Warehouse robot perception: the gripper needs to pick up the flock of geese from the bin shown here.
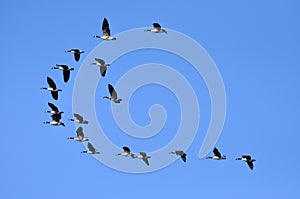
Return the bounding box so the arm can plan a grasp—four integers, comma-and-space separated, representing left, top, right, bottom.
41, 18, 256, 170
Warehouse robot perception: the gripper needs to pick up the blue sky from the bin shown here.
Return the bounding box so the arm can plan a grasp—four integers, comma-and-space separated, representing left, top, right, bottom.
1, 0, 300, 198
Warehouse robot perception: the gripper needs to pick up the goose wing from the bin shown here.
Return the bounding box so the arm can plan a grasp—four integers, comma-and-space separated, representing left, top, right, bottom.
47, 77, 56, 90
213, 148, 222, 158
108, 84, 117, 99
63, 70, 71, 82
140, 153, 149, 166
74, 53, 80, 62
51, 91, 58, 100
95, 58, 105, 66
51, 113, 62, 122
76, 126, 84, 138
102, 18, 111, 36
87, 142, 96, 153
181, 153, 187, 162
153, 23, 161, 30
242, 155, 251, 161
100, 66, 107, 77
247, 161, 254, 170
74, 113, 84, 123
123, 146, 130, 153
48, 102, 58, 112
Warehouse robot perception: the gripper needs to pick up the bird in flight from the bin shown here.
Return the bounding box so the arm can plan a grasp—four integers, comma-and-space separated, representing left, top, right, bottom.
67, 126, 89, 142
236, 155, 256, 170
206, 147, 226, 160
44, 112, 65, 127
116, 146, 136, 158
65, 48, 84, 62
40, 77, 62, 100
103, 84, 122, 103
68, 113, 89, 124
94, 18, 116, 40
144, 23, 167, 33
81, 142, 100, 154
51, 64, 74, 83
169, 150, 187, 162
137, 152, 151, 166
91, 58, 110, 77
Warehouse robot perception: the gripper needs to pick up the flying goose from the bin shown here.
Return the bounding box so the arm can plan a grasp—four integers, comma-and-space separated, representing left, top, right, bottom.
81, 142, 100, 154
206, 147, 226, 160
91, 58, 110, 77
67, 126, 89, 142
46, 102, 64, 115
236, 155, 256, 170
116, 146, 135, 158
103, 84, 122, 103
65, 49, 84, 62
40, 77, 62, 100
169, 150, 187, 162
44, 112, 65, 127
93, 18, 116, 40
51, 64, 74, 83
144, 23, 167, 33
68, 113, 89, 124
137, 152, 151, 166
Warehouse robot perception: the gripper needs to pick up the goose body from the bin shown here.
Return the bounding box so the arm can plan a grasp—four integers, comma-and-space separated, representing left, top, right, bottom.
68, 126, 89, 142
236, 155, 256, 170
206, 147, 226, 160
103, 84, 122, 103
93, 18, 116, 40
65, 49, 84, 62
91, 58, 110, 77
144, 23, 167, 33
81, 142, 99, 154
52, 64, 74, 82
68, 113, 88, 124
169, 150, 187, 162
40, 77, 62, 100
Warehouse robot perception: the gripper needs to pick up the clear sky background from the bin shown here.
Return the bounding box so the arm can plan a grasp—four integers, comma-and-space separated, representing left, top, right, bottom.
1, 0, 300, 198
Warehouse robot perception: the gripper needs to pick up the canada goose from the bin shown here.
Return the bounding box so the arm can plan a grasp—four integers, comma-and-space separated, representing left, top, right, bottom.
44, 112, 65, 127
93, 18, 116, 40
116, 146, 135, 158
103, 84, 122, 103
206, 147, 226, 160
169, 150, 187, 162
137, 152, 151, 166
144, 23, 167, 33
51, 64, 74, 83
65, 49, 84, 62
236, 155, 256, 170
46, 102, 64, 115
68, 113, 88, 124
91, 58, 110, 77
40, 77, 62, 100
67, 126, 89, 142
81, 142, 100, 154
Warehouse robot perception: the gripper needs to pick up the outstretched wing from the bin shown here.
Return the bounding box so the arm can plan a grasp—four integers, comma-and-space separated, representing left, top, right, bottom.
51, 91, 58, 100
242, 155, 251, 161
76, 126, 84, 138
247, 161, 254, 170
100, 66, 107, 77
213, 148, 222, 158
108, 84, 117, 99
102, 18, 111, 36
123, 146, 130, 153
47, 77, 56, 90
95, 58, 105, 65
63, 70, 71, 83
153, 23, 161, 29
74, 53, 80, 62
87, 142, 96, 153
74, 113, 84, 123
48, 102, 58, 112
181, 153, 187, 162
51, 113, 62, 121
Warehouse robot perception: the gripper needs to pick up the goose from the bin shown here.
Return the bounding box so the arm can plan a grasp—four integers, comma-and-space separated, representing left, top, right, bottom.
93, 18, 116, 40
206, 147, 226, 160
45, 102, 64, 115
137, 152, 151, 166
103, 84, 122, 103
236, 155, 256, 170
68, 113, 88, 124
91, 58, 110, 77
67, 126, 89, 142
40, 77, 62, 100
81, 142, 100, 154
144, 23, 167, 33
44, 112, 65, 127
116, 146, 135, 158
169, 150, 187, 162
51, 64, 74, 83
65, 49, 84, 62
